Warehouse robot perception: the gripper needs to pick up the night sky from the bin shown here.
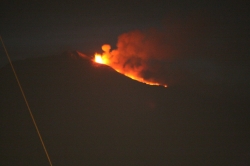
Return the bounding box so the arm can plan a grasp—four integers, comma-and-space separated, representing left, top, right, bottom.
1, 0, 250, 165
1, 1, 248, 62
1, 1, 249, 85
1, 1, 169, 64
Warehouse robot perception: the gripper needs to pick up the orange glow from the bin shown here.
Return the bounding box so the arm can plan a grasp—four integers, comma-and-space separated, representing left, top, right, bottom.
93, 44, 167, 88
94, 54, 104, 64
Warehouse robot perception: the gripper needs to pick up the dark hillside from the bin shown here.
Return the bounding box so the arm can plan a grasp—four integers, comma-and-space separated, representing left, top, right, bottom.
1, 52, 249, 165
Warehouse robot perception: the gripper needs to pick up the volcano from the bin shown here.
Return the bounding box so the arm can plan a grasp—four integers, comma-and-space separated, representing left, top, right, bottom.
1, 51, 249, 165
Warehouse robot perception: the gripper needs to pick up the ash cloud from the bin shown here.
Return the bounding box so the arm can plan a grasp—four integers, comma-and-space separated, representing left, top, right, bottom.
104, 9, 249, 87
107, 29, 176, 85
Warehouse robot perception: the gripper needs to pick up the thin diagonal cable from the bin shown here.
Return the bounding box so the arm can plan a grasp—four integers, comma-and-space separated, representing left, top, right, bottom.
0, 35, 53, 166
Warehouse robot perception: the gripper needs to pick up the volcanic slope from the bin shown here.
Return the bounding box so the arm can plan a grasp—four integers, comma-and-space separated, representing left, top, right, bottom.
1, 51, 249, 166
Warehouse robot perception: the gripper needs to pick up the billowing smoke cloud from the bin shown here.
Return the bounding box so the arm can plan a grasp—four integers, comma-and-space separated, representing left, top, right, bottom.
95, 9, 248, 88
101, 29, 178, 86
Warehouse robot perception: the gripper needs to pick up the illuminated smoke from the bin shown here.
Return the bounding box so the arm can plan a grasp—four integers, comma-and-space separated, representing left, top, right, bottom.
91, 10, 244, 88
95, 29, 176, 87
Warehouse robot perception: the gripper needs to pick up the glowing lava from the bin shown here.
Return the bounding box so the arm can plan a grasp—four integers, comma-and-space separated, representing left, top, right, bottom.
93, 44, 167, 88
94, 54, 104, 64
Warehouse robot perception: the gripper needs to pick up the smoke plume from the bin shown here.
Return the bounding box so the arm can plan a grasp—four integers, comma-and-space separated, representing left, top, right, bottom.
101, 29, 179, 86
95, 9, 247, 87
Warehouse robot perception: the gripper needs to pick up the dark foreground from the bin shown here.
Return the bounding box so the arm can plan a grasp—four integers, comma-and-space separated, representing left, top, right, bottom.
1, 52, 249, 165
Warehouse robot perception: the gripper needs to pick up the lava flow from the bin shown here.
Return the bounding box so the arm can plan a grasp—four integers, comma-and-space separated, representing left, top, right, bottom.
93, 44, 167, 87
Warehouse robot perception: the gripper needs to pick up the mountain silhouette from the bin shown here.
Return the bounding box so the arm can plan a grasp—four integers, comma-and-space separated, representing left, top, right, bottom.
1, 51, 249, 165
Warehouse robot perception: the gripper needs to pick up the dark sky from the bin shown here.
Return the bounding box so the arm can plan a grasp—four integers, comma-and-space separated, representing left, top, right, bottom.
1, 1, 170, 62
1, 1, 248, 62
